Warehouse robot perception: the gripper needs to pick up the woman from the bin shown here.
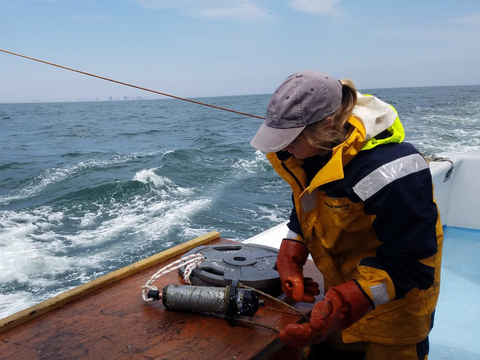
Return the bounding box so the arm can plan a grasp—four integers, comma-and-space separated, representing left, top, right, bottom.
250, 71, 443, 360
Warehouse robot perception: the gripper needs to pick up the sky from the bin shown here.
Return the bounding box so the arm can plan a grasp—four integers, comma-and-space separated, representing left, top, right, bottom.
0, 0, 479, 103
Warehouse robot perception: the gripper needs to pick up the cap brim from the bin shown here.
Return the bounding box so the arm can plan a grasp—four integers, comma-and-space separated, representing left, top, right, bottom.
250, 122, 306, 153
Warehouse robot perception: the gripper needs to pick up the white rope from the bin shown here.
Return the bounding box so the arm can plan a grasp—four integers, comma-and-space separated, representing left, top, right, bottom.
141, 253, 205, 302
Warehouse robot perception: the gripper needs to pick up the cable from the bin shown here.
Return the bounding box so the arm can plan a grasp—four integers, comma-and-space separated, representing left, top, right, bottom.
0, 48, 265, 120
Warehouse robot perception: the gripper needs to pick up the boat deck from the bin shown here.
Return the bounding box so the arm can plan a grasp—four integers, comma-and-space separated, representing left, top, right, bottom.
430, 226, 480, 359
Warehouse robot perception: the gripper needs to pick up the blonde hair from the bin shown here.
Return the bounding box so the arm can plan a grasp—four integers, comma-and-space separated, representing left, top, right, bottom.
296, 79, 357, 149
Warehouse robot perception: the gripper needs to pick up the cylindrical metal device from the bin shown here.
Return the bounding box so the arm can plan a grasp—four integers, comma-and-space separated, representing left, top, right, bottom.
154, 281, 265, 326
162, 284, 229, 314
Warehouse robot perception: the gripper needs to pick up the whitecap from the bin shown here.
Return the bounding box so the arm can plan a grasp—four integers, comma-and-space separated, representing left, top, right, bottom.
133, 169, 193, 196
231, 150, 270, 173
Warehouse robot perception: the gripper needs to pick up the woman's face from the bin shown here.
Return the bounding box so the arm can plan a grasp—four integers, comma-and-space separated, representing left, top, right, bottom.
282, 117, 334, 159
282, 137, 327, 159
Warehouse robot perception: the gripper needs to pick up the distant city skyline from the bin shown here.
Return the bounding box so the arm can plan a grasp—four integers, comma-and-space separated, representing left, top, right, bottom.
0, 92, 159, 104
2, 83, 480, 105
1, 0, 479, 104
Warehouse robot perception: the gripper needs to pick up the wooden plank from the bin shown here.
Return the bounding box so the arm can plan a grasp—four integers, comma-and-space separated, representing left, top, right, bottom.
0, 231, 220, 334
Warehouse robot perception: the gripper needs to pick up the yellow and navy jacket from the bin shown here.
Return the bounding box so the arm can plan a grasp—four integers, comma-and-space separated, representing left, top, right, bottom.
267, 94, 443, 345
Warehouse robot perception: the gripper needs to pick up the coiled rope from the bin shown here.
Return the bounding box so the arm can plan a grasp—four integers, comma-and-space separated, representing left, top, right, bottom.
0, 48, 265, 120
141, 253, 205, 302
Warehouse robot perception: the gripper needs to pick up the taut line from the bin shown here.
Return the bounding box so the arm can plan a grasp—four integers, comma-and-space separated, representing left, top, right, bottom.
0, 48, 265, 120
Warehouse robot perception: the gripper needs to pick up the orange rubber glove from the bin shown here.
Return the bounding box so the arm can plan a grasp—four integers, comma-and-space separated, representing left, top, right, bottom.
279, 281, 374, 348
276, 239, 320, 303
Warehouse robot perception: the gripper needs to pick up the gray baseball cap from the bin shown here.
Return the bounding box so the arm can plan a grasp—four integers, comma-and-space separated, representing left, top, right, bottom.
250, 71, 342, 152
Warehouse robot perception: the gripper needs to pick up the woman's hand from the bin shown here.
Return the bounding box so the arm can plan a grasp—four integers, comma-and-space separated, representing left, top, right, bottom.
276, 239, 320, 303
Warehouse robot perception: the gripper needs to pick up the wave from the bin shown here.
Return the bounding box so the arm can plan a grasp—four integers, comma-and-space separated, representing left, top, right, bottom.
60, 151, 104, 158
231, 150, 271, 174
0, 169, 213, 318
133, 169, 193, 196
0, 154, 153, 206
0, 162, 28, 171
116, 129, 163, 137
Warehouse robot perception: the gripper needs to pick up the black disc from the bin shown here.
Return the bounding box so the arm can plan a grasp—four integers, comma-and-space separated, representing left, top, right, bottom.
178, 243, 280, 291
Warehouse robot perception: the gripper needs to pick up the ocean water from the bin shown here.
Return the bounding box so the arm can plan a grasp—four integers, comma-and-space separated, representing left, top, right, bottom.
1, 85, 480, 319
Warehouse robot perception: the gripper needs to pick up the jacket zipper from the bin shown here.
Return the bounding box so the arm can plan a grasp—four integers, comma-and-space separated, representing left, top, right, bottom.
281, 162, 304, 192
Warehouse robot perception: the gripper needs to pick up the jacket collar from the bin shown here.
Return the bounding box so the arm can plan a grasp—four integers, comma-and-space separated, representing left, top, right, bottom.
308, 116, 366, 191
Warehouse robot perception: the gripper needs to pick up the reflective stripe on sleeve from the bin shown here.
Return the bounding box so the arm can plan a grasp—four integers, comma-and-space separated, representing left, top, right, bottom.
353, 153, 429, 201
